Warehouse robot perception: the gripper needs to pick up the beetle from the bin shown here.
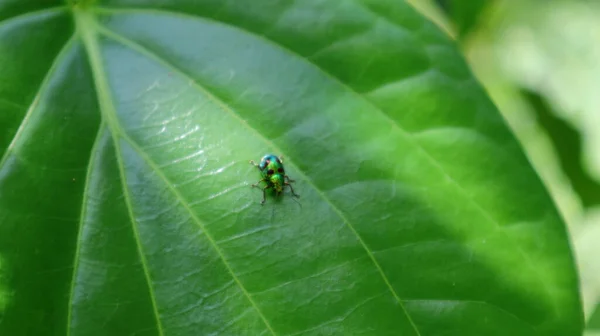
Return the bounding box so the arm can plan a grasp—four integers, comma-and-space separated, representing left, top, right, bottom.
249, 154, 299, 204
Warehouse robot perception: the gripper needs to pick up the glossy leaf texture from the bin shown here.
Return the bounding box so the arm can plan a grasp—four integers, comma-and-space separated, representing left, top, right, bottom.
0, 0, 583, 335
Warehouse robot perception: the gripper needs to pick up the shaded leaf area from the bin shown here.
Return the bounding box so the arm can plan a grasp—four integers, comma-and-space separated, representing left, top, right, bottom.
434, 0, 488, 38
0, 5, 72, 159
0, 9, 99, 334
0, 1, 582, 335
0, 0, 65, 22
521, 89, 600, 208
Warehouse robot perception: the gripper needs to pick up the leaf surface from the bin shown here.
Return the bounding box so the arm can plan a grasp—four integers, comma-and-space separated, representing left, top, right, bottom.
0, 1, 582, 335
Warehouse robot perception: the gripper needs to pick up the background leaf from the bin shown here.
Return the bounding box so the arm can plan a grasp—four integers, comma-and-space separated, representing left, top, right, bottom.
0, 1, 582, 335
520, 89, 600, 208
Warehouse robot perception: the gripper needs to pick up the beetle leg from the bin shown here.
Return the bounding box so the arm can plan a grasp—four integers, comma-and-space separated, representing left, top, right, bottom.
252, 178, 267, 188
284, 175, 295, 183
261, 185, 269, 204
249, 160, 262, 171
251, 180, 268, 204
285, 182, 299, 198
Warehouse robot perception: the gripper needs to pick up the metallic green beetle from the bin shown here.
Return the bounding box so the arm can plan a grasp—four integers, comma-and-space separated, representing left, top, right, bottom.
250, 154, 299, 204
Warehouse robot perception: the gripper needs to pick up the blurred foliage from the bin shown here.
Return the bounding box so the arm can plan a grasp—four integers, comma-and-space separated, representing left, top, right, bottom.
590, 303, 600, 329
409, 0, 600, 332
521, 89, 600, 208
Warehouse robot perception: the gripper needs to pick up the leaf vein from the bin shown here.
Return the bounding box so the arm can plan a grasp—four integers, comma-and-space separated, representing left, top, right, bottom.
66, 123, 106, 336
0, 6, 67, 28
0, 35, 76, 177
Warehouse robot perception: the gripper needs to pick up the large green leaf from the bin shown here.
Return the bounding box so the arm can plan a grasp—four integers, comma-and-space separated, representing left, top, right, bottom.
0, 0, 582, 335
